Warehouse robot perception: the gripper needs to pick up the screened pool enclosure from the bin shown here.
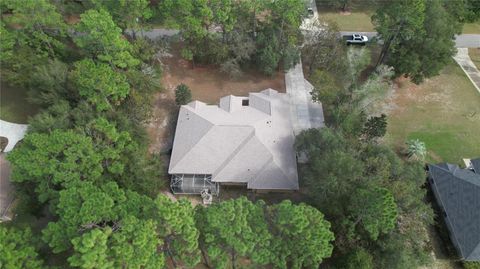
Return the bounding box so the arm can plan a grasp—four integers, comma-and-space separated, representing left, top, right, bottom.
170, 174, 219, 195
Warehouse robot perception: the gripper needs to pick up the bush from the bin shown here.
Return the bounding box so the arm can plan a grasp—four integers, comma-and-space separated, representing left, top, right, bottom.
464, 262, 480, 269
175, 83, 192, 105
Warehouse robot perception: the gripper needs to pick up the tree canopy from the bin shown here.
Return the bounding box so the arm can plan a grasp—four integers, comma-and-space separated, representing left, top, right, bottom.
373, 0, 461, 83
7, 130, 103, 203
73, 9, 139, 68
267, 200, 334, 269
0, 226, 45, 269
71, 59, 130, 111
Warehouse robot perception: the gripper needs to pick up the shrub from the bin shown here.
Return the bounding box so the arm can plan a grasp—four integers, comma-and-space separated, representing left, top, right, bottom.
175, 83, 192, 105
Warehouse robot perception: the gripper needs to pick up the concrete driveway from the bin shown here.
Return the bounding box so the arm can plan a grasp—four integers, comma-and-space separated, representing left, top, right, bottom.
0, 154, 14, 221
453, 48, 480, 93
0, 119, 28, 152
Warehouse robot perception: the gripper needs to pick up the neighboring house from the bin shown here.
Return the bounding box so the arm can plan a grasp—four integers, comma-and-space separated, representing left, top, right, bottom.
428, 159, 480, 261
168, 89, 299, 195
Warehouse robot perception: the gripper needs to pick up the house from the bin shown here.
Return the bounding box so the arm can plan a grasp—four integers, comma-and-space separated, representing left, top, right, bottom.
428, 159, 480, 261
168, 89, 299, 195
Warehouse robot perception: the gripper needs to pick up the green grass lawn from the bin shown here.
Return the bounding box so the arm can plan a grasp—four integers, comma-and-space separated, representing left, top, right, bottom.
469, 48, 480, 70
0, 82, 39, 124
463, 22, 480, 34
317, 3, 480, 34
385, 62, 480, 164
317, 3, 375, 32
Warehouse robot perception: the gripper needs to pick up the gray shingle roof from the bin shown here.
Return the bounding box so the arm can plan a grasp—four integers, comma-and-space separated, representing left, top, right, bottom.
471, 158, 480, 174
428, 163, 480, 261
168, 89, 299, 190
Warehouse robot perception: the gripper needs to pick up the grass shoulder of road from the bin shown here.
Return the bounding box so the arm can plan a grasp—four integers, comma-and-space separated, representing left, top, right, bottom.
0, 82, 39, 124
469, 48, 480, 70
385, 62, 480, 164
317, 3, 375, 32
462, 22, 480, 34
317, 4, 480, 34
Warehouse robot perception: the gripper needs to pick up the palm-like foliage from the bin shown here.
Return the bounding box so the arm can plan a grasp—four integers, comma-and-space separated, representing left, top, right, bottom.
406, 139, 427, 161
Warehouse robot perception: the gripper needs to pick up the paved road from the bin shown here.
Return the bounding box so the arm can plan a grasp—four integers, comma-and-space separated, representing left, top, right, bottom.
340, 31, 480, 48
453, 48, 480, 94
132, 28, 478, 48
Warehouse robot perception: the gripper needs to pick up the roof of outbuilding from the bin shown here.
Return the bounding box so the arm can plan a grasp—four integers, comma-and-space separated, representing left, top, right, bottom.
168, 89, 299, 190
428, 162, 480, 261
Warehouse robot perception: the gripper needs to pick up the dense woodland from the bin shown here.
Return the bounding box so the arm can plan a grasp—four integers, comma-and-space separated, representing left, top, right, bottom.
1, 0, 479, 268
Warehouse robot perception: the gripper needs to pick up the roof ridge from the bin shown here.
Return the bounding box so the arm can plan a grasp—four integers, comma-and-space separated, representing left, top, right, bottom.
169, 123, 216, 172
212, 128, 256, 177
184, 105, 217, 125
430, 163, 480, 187
249, 155, 275, 185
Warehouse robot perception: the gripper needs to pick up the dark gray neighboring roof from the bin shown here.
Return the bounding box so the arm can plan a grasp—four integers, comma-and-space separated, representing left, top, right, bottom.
428, 163, 480, 261
471, 158, 480, 174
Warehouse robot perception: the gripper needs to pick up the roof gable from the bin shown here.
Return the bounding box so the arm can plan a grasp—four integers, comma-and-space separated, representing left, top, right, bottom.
471, 158, 480, 174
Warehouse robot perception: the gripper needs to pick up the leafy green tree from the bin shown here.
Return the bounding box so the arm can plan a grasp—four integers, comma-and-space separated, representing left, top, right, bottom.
0, 226, 45, 269
7, 130, 103, 203
374, 231, 431, 269
373, 0, 426, 67
195, 197, 273, 268
175, 84, 193, 105
68, 228, 113, 269
373, 0, 460, 83
73, 9, 140, 68
85, 117, 135, 175
309, 69, 343, 105
42, 181, 165, 268
89, 0, 152, 33
71, 59, 130, 111
160, 0, 211, 66
362, 114, 387, 140
463, 0, 480, 22
267, 200, 334, 269
295, 128, 365, 215
258, 45, 280, 76
267, 0, 305, 51
405, 139, 427, 161
349, 187, 398, 240
302, 21, 347, 78
27, 59, 72, 107
153, 195, 201, 268
2, 0, 66, 57
339, 247, 374, 269
1, 0, 66, 86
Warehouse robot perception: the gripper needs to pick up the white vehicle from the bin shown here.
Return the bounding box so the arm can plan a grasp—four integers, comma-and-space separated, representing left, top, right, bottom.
344, 34, 369, 45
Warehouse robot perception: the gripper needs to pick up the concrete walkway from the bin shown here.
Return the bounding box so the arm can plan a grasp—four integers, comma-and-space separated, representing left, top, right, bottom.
453, 48, 480, 94
285, 62, 325, 135
285, 0, 325, 135
0, 120, 28, 152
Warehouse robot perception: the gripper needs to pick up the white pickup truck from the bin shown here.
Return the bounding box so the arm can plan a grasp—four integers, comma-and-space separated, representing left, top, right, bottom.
344, 34, 369, 45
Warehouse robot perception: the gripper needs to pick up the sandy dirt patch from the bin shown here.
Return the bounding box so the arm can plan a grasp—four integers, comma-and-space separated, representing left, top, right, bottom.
146, 44, 286, 153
